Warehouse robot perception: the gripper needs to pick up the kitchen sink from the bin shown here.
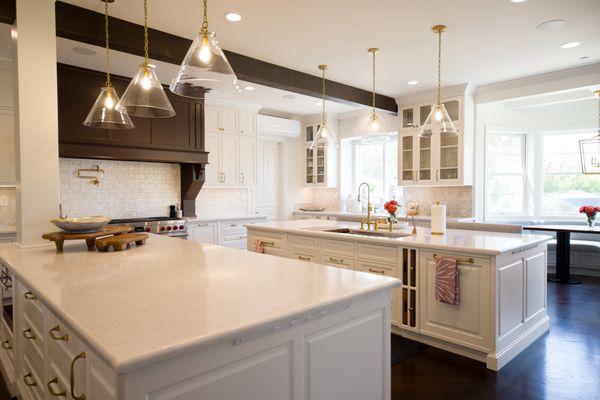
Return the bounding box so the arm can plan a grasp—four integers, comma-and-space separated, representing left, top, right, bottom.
324, 228, 413, 238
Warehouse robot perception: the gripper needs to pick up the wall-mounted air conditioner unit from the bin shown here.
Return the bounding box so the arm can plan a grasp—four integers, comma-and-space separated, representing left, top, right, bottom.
257, 114, 300, 140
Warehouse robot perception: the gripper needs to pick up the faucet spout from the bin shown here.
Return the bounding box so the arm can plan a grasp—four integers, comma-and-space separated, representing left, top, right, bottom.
357, 182, 374, 231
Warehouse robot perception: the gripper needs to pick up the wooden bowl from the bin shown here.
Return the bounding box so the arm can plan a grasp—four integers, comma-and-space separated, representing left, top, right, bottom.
51, 216, 110, 233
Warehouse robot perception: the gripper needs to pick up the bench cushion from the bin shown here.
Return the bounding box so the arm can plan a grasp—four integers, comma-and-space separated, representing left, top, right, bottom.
547, 239, 600, 254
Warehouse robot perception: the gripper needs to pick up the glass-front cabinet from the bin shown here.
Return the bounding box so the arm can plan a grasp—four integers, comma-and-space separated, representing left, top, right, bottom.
304, 122, 337, 187
397, 92, 469, 186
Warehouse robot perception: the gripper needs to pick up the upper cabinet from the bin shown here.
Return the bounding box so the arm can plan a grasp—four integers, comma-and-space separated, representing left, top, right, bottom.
204, 103, 258, 187
397, 85, 473, 187
0, 57, 16, 184
303, 121, 337, 188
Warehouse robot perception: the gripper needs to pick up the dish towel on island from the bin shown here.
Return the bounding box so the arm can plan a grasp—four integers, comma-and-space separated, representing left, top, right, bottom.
254, 240, 265, 254
435, 256, 460, 305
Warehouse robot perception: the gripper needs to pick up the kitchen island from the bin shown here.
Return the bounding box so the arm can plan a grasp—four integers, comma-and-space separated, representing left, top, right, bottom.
0, 235, 399, 400
247, 219, 552, 371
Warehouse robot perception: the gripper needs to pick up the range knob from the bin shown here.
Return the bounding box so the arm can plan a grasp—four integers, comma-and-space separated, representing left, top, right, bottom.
145, 227, 151, 233
166, 226, 172, 231
172, 226, 179, 230
160, 226, 166, 232
179, 225, 185, 230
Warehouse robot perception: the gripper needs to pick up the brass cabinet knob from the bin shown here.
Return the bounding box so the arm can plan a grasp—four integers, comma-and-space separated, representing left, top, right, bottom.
1, 340, 11, 350
22, 328, 36, 340
48, 377, 67, 397
49, 325, 69, 341
23, 372, 37, 387
24, 291, 37, 300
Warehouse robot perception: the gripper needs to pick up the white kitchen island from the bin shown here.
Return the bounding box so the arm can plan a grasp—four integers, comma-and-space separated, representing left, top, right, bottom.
0, 235, 399, 400
246, 219, 552, 371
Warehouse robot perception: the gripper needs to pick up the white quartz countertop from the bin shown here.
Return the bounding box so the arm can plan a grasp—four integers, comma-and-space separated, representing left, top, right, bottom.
186, 215, 267, 223
0, 235, 399, 374
247, 220, 551, 256
293, 210, 470, 222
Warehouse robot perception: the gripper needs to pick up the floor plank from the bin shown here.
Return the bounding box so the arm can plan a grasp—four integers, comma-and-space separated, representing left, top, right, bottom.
391, 275, 600, 400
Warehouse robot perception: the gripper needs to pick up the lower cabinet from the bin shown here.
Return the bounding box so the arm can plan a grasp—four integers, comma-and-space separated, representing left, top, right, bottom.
189, 218, 267, 249
11, 280, 117, 400
418, 251, 492, 351
189, 222, 218, 245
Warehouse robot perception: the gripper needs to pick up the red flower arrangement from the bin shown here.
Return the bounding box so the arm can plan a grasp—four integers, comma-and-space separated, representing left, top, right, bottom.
384, 200, 399, 218
579, 205, 600, 228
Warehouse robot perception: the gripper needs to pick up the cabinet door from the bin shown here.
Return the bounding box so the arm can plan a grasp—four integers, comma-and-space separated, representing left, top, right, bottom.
400, 106, 415, 130
190, 223, 217, 244
398, 134, 416, 185
417, 135, 434, 184
239, 110, 256, 137
0, 110, 16, 183
220, 135, 238, 185
418, 252, 491, 351
205, 133, 220, 185
238, 136, 256, 185
205, 105, 219, 132
219, 108, 238, 134
435, 133, 461, 184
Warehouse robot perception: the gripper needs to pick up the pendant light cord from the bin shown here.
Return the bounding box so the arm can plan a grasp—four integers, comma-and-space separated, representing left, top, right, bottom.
437, 29, 442, 107
596, 90, 600, 136
321, 67, 326, 125
104, 1, 111, 87
372, 51, 376, 114
201, 0, 209, 33
143, 0, 149, 67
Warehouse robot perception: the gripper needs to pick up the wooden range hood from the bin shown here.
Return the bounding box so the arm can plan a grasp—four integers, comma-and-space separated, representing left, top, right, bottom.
57, 64, 206, 217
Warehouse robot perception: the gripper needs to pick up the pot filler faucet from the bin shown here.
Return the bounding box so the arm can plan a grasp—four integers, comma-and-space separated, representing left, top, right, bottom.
357, 182, 375, 231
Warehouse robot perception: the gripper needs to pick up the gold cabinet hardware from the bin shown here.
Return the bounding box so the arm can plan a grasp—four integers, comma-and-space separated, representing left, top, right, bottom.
1, 340, 11, 350
24, 291, 37, 300
432, 253, 474, 264
368, 268, 385, 275
23, 372, 37, 387
48, 377, 67, 397
409, 307, 414, 311
49, 325, 69, 341
436, 169, 440, 181
22, 328, 36, 340
328, 257, 345, 264
70, 352, 86, 400
240, 172, 245, 183
259, 241, 275, 247
297, 256, 311, 261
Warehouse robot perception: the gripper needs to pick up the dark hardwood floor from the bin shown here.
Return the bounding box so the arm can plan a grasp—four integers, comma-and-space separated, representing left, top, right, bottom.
391, 275, 600, 400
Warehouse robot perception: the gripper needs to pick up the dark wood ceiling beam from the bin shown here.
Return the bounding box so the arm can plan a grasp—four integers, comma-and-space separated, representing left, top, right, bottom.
0, 0, 397, 112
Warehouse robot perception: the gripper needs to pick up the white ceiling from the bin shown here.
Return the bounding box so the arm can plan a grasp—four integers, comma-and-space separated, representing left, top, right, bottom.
60, 0, 600, 98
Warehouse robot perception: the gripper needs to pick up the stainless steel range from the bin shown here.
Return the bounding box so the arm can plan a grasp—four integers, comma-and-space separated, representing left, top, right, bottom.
109, 217, 188, 239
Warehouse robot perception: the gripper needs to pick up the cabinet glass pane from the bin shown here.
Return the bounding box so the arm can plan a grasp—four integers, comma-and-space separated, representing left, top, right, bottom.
402, 152, 413, 170
306, 126, 313, 142
420, 149, 431, 169
443, 100, 459, 121
440, 147, 458, 168
440, 169, 458, 180
402, 171, 413, 181
419, 169, 431, 181
402, 136, 413, 150
317, 174, 324, 183
419, 105, 431, 126
440, 135, 458, 147
402, 108, 414, 128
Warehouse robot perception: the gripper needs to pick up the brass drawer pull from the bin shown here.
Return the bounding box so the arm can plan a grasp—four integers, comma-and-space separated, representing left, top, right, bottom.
48, 377, 67, 397
329, 257, 344, 264
298, 256, 311, 261
368, 268, 385, 275
22, 328, 36, 340
260, 241, 275, 247
23, 372, 37, 387
24, 291, 37, 300
50, 325, 69, 341
1, 340, 11, 350
70, 352, 86, 400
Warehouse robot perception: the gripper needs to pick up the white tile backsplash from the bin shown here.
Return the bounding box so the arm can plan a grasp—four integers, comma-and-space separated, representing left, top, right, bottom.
194, 187, 251, 218
403, 186, 473, 217
0, 188, 16, 226
59, 158, 181, 219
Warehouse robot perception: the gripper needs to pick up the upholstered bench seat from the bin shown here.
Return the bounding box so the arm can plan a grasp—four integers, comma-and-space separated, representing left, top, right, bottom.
547, 239, 600, 254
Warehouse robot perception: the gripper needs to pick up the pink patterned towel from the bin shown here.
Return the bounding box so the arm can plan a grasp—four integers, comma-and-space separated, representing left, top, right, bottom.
435, 256, 460, 305
254, 240, 265, 254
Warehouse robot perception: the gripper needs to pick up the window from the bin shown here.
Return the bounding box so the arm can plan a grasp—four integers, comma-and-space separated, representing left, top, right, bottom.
485, 131, 527, 217
341, 133, 398, 208
542, 130, 600, 215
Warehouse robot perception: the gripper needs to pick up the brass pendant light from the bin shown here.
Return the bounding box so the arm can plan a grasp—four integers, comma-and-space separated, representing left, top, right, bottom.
83, 0, 134, 129
367, 47, 383, 133
116, 0, 175, 118
579, 90, 600, 174
310, 64, 334, 150
170, 0, 239, 98
419, 25, 458, 138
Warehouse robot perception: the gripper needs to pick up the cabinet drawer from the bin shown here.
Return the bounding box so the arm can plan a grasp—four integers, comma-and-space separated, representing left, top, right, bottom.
288, 234, 318, 250
47, 316, 87, 394
320, 239, 355, 257
357, 260, 399, 303
21, 354, 44, 400
319, 253, 355, 270
356, 242, 398, 264
0, 318, 13, 364
248, 231, 286, 253
288, 249, 318, 263
220, 221, 250, 235
19, 285, 45, 338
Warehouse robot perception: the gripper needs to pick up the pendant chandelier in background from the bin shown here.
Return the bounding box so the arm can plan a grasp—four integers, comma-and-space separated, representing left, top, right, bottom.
419, 25, 458, 138
579, 90, 600, 174
83, 0, 134, 129
116, 0, 175, 118
170, 0, 239, 98
310, 64, 334, 150
367, 47, 383, 133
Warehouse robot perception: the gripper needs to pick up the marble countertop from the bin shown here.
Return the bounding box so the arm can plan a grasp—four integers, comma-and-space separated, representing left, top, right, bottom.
247, 220, 551, 256
0, 235, 399, 374
293, 210, 471, 222
186, 215, 267, 223
0, 226, 16, 235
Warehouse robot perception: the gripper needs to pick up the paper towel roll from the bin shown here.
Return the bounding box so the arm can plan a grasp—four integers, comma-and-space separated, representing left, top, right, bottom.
431, 203, 446, 235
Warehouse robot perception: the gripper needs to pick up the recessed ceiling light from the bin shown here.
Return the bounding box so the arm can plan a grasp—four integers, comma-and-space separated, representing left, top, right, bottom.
282, 94, 295, 100
73, 46, 98, 56
224, 12, 242, 22
580, 56, 590, 60
407, 80, 419, 85
560, 41, 581, 49
244, 86, 255, 91
510, 0, 527, 3
536, 19, 565, 31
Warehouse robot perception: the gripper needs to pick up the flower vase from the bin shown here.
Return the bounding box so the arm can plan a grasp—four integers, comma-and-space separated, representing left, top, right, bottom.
588, 216, 596, 229
387, 215, 398, 231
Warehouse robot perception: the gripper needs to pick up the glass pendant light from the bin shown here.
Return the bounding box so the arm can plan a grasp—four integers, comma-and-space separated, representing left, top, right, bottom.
83, 0, 134, 130
579, 90, 600, 174
170, 0, 239, 98
367, 48, 383, 133
419, 25, 458, 138
116, 0, 175, 118
310, 64, 334, 150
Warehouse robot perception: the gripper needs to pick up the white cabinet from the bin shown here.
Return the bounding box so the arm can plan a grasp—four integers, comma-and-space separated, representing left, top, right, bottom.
205, 132, 238, 186
205, 132, 220, 185
239, 110, 256, 137
256, 141, 280, 220
303, 123, 337, 187
0, 57, 16, 185
205, 105, 237, 134
397, 92, 472, 186
238, 136, 256, 186
189, 222, 218, 244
